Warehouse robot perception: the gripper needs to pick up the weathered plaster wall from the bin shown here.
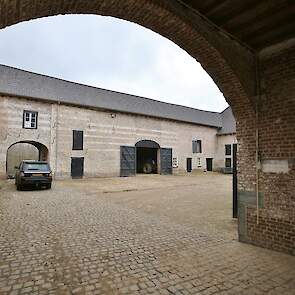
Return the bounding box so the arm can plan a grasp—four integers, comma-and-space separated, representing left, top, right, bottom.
0, 95, 53, 178
54, 104, 219, 178
0, 96, 224, 179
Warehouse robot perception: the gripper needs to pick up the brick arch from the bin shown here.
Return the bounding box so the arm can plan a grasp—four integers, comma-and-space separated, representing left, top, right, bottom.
0, 0, 258, 196
3, 1, 294, 256
0, 0, 255, 115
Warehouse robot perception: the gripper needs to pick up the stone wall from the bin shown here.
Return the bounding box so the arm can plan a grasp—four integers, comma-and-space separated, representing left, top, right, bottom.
0, 96, 223, 179
0, 95, 52, 178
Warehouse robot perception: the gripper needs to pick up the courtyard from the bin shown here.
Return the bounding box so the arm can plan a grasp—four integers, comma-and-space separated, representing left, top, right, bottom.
0, 173, 294, 294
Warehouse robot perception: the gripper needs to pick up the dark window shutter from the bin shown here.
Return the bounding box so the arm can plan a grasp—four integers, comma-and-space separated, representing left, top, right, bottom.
225, 158, 232, 168
192, 140, 202, 153
192, 141, 197, 153
73, 130, 84, 150
198, 140, 202, 153
225, 144, 232, 156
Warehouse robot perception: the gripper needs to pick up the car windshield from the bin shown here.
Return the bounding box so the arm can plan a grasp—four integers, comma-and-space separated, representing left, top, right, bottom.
23, 163, 50, 172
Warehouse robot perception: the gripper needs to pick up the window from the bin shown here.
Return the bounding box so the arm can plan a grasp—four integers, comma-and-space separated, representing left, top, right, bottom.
72, 130, 84, 150
192, 140, 202, 153
23, 110, 38, 129
225, 144, 232, 156
225, 158, 232, 168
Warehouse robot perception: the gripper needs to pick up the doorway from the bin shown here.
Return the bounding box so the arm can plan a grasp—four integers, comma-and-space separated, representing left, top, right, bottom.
135, 140, 160, 174
186, 158, 192, 172
71, 157, 84, 179
206, 158, 213, 171
136, 147, 158, 174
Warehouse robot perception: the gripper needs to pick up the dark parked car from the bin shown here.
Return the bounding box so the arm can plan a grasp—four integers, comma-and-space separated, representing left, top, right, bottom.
15, 160, 52, 190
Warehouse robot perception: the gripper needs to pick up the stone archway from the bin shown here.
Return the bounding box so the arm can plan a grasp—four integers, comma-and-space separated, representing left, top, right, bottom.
6, 141, 49, 178
2, 1, 293, 255
135, 140, 161, 174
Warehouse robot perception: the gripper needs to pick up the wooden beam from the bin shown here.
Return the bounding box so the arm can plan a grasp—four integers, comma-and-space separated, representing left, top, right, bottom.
231, 4, 295, 37
248, 20, 295, 49
221, 0, 289, 32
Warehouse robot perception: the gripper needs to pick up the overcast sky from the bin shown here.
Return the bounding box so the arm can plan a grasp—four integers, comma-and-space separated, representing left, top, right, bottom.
0, 15, 228, 112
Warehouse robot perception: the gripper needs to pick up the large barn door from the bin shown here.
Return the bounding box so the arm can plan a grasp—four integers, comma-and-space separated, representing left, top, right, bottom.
160, 148, 172, 175
120, 146, 136, 177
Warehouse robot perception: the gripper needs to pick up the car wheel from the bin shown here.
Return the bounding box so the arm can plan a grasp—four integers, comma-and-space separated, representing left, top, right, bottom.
47, 184, 52, 189
16, 184, 22, 191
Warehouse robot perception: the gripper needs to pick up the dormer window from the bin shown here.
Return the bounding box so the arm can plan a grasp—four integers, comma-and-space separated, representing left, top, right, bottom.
23, 110, 38, 129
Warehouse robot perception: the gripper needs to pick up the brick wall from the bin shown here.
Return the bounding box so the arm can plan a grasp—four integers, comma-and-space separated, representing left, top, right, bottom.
242, 45, 295, 255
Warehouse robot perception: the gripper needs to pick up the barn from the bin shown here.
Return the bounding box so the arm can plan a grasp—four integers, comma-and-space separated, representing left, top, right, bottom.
0, 65, 236, 179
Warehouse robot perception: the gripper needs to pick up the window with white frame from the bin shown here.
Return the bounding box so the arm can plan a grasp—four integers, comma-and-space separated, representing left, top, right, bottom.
23, 111, 38, 129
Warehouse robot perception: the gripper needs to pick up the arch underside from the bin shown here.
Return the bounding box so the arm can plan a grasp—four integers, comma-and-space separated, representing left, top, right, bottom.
135, 140, 160, 149
8, 140, 48, 151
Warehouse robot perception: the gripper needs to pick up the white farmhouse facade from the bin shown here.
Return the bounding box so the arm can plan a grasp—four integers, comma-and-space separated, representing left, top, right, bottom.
0, 65, 236, 179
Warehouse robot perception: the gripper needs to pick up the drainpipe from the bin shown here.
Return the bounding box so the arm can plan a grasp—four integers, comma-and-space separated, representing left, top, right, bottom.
255, 56, 261, 225
54, 101, 60, 179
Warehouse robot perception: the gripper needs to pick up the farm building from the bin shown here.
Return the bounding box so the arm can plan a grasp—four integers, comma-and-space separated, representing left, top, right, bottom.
0, 64, 236, 179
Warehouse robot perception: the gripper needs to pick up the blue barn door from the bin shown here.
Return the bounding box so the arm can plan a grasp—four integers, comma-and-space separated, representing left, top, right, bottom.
160, 148, 172, 175
120, 146, 136, 177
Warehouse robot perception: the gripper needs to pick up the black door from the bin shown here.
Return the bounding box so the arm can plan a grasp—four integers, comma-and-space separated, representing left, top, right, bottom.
71, 157, 84, 179
120, 146, 136, 177
206, 158, 213, 171
186, 158, 192, 172
160, 148, 172, 175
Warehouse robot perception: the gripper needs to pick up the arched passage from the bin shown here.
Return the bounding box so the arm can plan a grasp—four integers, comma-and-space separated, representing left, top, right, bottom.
1, 1, 293, 254
136, 140, 160, 174
0, 1, 258, 185
0, 0, 258, 196
6, 141, 49, 178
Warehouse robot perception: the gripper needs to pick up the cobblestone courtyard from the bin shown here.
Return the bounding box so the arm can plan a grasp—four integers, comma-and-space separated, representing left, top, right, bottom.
0, 173, 294, 294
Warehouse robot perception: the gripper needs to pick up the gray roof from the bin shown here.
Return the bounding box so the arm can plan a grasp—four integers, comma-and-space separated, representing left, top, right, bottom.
218, 107, 236, 135
0, 64, 235, 132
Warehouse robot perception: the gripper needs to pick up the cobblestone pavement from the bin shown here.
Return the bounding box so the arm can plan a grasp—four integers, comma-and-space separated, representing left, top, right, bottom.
0, 174, 294, 295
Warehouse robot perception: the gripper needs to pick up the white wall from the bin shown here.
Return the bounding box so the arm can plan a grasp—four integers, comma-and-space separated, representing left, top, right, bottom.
0, 95, 236, 179
0, 95, 53, 178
